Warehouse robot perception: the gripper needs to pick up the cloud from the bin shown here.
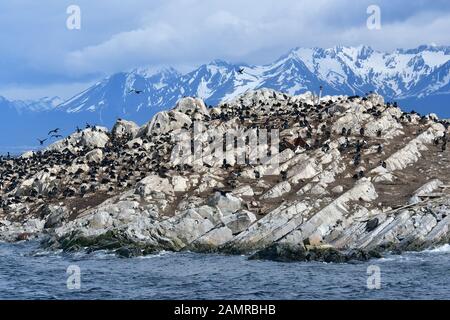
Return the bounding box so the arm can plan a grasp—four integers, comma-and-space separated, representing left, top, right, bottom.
333, 11, 450, 50
65, 23, 179, 74
64, 0, 450, 75
1, 0, 450, 99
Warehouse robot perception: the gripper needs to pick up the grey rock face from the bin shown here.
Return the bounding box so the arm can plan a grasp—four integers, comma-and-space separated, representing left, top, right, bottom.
112, 119, 139, 139
207, 192, 242, 216
222, 210, 257, 235
43, 205, 67, 229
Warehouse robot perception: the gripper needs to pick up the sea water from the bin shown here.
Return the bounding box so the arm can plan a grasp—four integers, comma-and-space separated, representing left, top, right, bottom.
0, 241, 449, 299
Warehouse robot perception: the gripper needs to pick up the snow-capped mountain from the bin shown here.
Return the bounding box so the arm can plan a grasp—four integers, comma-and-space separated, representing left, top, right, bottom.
1, 44, 449, 154
56, 44, 450, 124
0, 96, 61, 114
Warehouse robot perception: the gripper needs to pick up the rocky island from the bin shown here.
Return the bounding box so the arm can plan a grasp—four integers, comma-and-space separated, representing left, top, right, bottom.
1, 89, 449, 263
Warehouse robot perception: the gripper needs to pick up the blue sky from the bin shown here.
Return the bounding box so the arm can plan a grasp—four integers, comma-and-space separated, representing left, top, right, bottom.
1, 0, 450, 100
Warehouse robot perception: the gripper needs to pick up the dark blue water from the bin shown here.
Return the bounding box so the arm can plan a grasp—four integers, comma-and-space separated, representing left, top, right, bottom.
1, 241, 450, 299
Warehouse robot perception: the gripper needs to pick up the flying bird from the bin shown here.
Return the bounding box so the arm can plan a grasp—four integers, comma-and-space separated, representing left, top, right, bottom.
48, 128, 60, 135
37, 138, 47, 146
237, 68, 244, 74
129, 89, 143, 94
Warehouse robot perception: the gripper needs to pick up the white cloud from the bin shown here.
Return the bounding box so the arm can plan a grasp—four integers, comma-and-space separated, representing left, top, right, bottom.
331, 11, 450, 49
66, 23, 179, 74
63, 0, 450, 77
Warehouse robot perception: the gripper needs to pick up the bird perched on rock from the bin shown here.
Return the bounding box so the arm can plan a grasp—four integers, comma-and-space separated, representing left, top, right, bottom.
377, 144, 383, 154
358, 170, 365, 179
321, 143, 330, 153
366, 218, 379, 232
212, 188, 229, 196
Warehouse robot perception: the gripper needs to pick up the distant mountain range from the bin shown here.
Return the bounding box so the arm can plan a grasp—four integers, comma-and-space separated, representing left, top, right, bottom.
1, 44, 449, 154
0, 96, 62, 114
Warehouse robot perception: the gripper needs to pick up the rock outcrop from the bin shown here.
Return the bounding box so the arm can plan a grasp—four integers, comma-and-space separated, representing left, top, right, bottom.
1, 89, 449, 262
112, 119, 139, 139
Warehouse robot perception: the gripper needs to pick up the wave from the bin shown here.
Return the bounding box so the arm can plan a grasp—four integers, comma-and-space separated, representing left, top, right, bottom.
137, 250, 172, 259
31, 249, 64, 257
423, 244, 450, 253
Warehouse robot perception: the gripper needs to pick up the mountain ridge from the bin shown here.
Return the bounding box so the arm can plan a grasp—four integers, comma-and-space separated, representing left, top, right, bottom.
1, 44, 449, 153
55, 44, 450, 116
